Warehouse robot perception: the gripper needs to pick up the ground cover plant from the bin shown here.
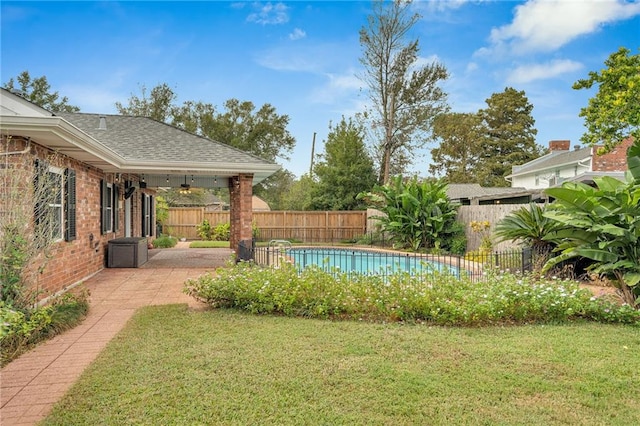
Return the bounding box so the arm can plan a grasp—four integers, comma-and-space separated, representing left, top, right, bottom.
43, 304, 640, 425
151, 235, 178, 248
184, 262, 639, 326
0, 289, 89, 366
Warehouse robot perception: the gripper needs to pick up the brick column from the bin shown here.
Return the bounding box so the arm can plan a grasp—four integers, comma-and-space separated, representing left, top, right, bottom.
229, 173, 254, 253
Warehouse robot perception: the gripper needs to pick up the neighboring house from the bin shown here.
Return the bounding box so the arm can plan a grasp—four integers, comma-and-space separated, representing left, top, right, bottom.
506, 139, 631, 190
447, 184, 540, 205
252, 195, 271, 211
0, 88, 279, 300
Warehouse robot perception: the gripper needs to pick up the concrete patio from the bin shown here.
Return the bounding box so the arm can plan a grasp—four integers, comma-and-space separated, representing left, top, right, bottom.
0, 246, 233, 425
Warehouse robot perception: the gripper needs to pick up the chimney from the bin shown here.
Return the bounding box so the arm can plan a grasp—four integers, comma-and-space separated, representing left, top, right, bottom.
98, 116, 107, 130
549, 140, 570, 152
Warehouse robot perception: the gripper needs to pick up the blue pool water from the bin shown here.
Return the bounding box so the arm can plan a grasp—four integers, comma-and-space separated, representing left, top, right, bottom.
285, 248, 460, 277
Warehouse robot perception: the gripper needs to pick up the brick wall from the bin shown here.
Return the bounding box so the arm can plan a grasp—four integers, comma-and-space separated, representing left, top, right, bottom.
592, 137, 634, 172
1, 136, 155, 300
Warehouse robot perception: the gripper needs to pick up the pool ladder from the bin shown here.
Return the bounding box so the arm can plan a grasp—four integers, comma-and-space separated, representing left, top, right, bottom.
267, 240, 292, 267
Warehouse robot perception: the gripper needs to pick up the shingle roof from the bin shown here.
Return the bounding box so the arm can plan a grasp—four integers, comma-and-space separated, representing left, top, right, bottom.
55, 112, 275, 166
510, 147, 591, 176
447, 183, 530, 200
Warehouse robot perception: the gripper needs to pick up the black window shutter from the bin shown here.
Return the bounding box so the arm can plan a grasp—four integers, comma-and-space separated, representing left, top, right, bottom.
141, 193, 147, 236
100, 179, 108, 234
113, 185, 119, 233
64, 169, 77, 241
149, 195, 154, 237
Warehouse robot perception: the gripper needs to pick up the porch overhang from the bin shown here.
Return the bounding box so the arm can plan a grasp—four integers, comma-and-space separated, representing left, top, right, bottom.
0, 115, 281, 185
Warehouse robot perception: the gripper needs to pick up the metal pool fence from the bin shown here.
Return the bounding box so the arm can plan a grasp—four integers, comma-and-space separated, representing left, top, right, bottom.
240, 240, 535, 283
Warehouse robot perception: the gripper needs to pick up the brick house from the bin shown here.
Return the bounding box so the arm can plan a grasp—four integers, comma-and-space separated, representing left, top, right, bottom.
506, 138, 633, 190
0, 88, 279, 300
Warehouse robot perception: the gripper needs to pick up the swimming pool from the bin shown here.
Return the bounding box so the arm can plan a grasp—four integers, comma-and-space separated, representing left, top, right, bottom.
284, 247, 461, 277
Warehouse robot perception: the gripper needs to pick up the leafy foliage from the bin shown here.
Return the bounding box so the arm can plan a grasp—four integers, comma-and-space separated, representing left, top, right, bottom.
477, 87, 543, 186
3, 71, 80, 112
495, 203, 560, 254
152, 236, 178, 248
429, 112, 483, 182
430, 88, 542, 186
311, 117, 377, 210
543, 139, 640, 307
573, 47, 640, 153
196, 220, 230, 241
115, 83, 177, 122
359, 0, 449, 183
185, 262, 639, 326
1, 290, 89, 366
359, 176, 460, 251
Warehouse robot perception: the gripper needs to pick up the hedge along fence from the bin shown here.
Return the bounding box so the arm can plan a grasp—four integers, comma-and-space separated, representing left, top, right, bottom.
162, 208, 368, 242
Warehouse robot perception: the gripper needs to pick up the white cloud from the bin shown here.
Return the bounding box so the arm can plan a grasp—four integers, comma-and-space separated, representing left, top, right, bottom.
255, 42, 351, 73
246, 2, 289, 25
488, 0, 640, 54
465, 62, 478, 73
506, 59, 583, 84
414, 0, 486, 14
310, 71, 362, 104
289, 28, 306, 41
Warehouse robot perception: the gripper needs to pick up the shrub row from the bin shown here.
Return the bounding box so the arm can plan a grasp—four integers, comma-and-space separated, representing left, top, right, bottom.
184, 261, 639, 326
0, 290, 90, 366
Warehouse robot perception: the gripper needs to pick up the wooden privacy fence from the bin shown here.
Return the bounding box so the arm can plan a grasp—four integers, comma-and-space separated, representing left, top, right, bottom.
163, 208, 368, 243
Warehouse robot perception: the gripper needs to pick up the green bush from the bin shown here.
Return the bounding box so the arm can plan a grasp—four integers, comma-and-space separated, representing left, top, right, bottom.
152, 236, 178, 248
196, 220, 230, 241
184, 262, 639, 326
1, 290, 89, 366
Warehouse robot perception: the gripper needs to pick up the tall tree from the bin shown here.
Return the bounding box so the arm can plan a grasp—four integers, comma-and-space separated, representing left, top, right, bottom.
279, 173, 317, 211
477, 87, 542, 187
311, 117, 377, 210
200, 99, 295, 163
573, 47, 640, 154
429, 112, 483, 182
3, 71, 79, 112
115, 83, 177, 122
359, 0, 449, 184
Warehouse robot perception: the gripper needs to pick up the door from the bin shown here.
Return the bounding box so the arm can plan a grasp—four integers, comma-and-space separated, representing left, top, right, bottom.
124, 196, 132, 237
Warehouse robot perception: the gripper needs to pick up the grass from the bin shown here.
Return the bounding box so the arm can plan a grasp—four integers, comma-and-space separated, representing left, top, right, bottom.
43, 304, 640, 425
189, 240, 230, 248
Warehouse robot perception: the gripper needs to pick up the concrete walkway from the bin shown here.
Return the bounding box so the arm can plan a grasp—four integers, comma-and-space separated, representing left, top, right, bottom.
1, 247, 231, 425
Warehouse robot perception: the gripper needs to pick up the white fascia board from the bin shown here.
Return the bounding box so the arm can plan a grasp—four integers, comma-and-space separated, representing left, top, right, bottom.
117, 160, 281, 175
1, 115, 124, 168
508, 157, 591, 179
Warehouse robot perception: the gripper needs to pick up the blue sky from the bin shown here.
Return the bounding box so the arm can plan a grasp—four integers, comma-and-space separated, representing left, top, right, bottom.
2, 1, 639, 178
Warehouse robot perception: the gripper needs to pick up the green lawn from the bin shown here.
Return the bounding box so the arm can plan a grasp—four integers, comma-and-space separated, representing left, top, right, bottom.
188, 240, 230, 248
43, 305, 639, 425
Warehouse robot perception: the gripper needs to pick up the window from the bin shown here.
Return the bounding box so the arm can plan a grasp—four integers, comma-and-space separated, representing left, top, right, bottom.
47, 167, 63, 241
101, 179, 119, 235
34, 161, 76, 243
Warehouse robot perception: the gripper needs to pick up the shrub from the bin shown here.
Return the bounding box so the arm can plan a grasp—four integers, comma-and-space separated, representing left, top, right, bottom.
1, 289, 89, 366
152, 236, 178, 248
184, 262, 640, 326
197, 220, 231, 241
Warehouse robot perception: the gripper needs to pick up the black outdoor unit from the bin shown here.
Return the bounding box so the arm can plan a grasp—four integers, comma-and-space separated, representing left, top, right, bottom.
107, 237, 148, 268
236, 239, 255, 263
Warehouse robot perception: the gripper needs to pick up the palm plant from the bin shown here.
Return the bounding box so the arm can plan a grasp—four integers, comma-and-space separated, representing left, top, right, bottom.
542, 139, 640, 307
359, 176, 459, 251
494, 203, 560, 253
